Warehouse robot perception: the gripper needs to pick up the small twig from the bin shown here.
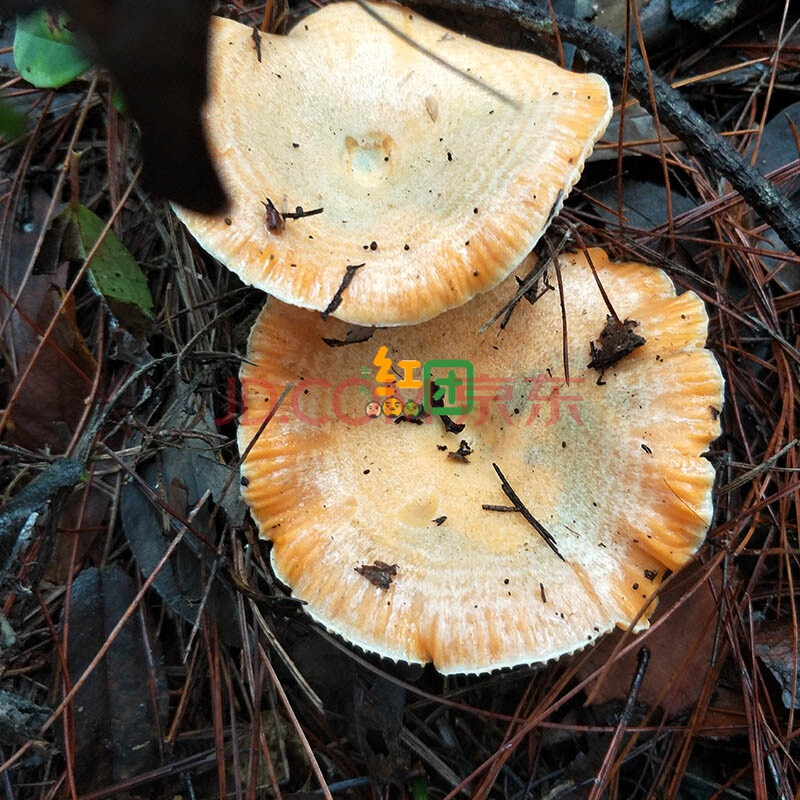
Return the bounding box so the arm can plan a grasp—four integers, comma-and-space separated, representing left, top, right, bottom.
588, 647, 650, 800
321, 263, 365, 319
0, 459, 83, 544
480, 230, 568, 334
263, 199, 324, 233
489, 463, 564, 561
282, 206, 324, 220
251, 26, 262, 62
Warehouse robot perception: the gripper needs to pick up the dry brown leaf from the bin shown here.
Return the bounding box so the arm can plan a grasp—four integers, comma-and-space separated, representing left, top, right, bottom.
579, 564, 724, 716
2, 190, 97, 452
755, 621, 800, 710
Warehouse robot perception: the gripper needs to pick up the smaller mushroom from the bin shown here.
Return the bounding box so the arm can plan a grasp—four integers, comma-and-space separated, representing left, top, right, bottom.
174, 2, 612, 325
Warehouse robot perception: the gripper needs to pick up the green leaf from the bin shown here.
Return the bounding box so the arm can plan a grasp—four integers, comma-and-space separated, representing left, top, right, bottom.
13, 10, 91, 89
0, 98, 26, 141
410, 776, 429, 800
111, 87, 127, 115
62, 205, 155, 333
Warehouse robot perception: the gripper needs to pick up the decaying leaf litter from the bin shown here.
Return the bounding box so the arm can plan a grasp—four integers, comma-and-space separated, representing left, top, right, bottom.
0, 0, 799, 798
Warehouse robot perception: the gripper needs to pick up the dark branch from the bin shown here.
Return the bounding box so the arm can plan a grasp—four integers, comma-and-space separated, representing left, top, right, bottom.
412, 0, 800, 258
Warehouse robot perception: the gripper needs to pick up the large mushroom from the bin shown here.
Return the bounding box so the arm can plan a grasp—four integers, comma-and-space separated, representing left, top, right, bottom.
174, 2, 612, 325
238, 249, 724, 674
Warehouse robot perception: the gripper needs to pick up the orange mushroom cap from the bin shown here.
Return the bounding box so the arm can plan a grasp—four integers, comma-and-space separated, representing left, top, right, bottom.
174, 2, 612, 325
238, 248, 724, 674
